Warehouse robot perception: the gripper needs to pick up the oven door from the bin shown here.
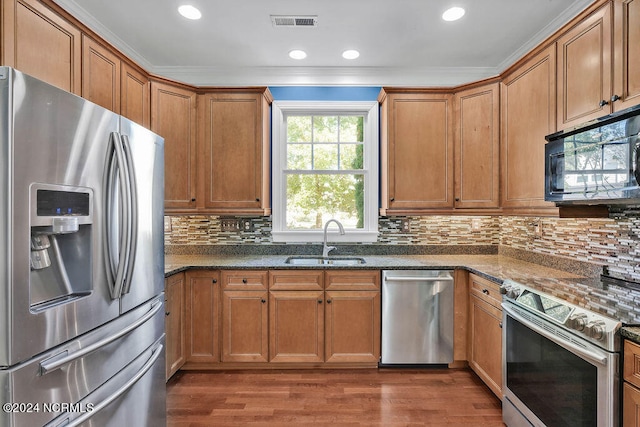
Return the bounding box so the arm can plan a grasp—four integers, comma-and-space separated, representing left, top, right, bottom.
502, 303, 618, 427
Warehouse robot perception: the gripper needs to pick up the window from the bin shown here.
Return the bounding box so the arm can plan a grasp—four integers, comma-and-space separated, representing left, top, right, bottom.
272, 101, 378, 242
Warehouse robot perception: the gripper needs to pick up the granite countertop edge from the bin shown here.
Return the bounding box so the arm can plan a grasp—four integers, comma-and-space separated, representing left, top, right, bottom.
164, 253, 640, 343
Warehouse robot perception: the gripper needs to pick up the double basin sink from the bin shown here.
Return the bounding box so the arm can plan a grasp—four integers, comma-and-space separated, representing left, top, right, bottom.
284, 256, 366, 266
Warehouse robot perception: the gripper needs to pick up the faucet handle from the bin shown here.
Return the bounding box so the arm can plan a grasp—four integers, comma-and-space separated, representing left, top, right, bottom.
323, 245, 336, 257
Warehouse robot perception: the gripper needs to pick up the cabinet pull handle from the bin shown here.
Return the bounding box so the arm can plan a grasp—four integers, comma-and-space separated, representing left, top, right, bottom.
611, 94, 620, 102
599, 99, 609, 107
499, 322, 503, 329
482, 289, 489, 294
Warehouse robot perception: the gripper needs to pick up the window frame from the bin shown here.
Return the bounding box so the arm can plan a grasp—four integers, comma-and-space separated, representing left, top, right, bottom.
271, 100, 379, 243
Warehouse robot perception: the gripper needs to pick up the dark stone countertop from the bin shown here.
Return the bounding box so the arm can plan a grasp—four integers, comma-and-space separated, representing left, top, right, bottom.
165, 253, 640, 342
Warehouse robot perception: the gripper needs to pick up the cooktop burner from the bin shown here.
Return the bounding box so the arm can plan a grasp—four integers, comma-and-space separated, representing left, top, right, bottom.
501, 279, 621, 352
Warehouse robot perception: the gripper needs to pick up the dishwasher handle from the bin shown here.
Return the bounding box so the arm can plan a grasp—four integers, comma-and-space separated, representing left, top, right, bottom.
385, 275, 453, 282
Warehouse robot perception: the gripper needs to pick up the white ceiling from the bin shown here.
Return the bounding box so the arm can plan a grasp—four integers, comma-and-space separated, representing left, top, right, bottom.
53, 0, 594, 87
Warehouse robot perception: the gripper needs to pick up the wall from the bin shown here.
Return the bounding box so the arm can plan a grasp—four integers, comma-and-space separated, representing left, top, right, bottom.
165, 208, 640, 283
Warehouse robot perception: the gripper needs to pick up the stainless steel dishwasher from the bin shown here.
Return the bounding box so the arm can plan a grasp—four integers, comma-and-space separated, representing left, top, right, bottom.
380, 270, 454, 365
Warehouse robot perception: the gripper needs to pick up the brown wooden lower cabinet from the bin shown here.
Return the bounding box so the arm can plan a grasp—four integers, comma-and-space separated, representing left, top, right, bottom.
165, 272, 185, 380
468, 273, 503, 398
185, 270, 220, 364
221, 289, 269, 363
624, 340, 640, 426
269, 289, 325, 363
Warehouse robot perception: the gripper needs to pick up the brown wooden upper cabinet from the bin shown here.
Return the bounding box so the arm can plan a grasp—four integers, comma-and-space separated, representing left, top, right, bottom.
82, 35, 120, 113
613, 0, 640, 111
121, 63, 150, 128
198, 89, 272, 215
500, 45, 558, 214
1, 0, 81, 94
453, 82, 500, 210
151, 81, 198, 213
558, 1, 640, 129
379, 90, 454, 214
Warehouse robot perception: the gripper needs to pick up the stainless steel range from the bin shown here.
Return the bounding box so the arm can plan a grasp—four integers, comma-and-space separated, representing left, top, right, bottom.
501, 279, 621, 427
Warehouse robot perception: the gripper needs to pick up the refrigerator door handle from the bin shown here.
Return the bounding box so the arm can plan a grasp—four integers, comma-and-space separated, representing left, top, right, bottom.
39, 299, 162, 375
120, 134, 138, 295
45, 342, 164, 427
103, 132, 133, 299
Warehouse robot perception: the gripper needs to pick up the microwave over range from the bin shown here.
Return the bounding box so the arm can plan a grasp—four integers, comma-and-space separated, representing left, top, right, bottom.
545, 104, 640, 205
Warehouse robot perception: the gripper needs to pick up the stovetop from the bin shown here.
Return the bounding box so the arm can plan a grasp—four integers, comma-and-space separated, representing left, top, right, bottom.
502, 279, 623, 352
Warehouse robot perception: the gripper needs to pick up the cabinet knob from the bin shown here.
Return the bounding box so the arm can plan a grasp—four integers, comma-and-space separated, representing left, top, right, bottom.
390, 197, 395, 202
327, 299, 332, 304
611, 94, 621, 102
165, 311, 170, 316
261, 299, 266, 304
212, 279, 217, 284
256, 197, 260, 202
191, 198, 196, 202
455, 197, 460, 202
499, 322, 503, 329
242, 279, 248, 284
482, 289, 489, 295
599, 99, 609, 107
317, 300, 323, 304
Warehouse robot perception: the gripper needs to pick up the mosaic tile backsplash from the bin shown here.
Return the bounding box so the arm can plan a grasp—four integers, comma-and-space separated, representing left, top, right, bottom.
165, 207, 640, 283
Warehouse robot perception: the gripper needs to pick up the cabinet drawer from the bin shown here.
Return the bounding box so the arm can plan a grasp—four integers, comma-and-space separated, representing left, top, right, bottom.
269, 270, 323, 291
220, 270, 268, 290
325, 270, 380, 291
625, 340, 640, 389
469, 274, 502, 310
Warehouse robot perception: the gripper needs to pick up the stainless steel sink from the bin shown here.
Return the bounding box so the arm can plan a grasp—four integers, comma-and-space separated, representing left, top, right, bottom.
284, 256, 366, 266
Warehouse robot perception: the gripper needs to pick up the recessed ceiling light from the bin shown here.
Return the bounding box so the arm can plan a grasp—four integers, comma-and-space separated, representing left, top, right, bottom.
178, 5, 202, 20
442, 6, 465, 22
289, 49, 307, 60
342, 50, 360, 60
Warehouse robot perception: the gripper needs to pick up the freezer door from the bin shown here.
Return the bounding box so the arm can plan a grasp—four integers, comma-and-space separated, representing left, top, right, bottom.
0, 295, 164, 427
118, 117, 164, 314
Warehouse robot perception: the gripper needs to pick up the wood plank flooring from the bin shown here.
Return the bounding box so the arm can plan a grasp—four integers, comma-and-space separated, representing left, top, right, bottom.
166, 368, 505, 426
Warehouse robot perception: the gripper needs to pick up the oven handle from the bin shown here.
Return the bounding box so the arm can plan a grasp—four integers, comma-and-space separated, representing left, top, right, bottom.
502, 303, 608, 366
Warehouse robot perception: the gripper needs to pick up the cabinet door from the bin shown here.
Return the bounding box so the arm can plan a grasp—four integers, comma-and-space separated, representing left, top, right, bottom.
381, 92, 454, 213
199, 90, 271, 214
500, 45, 557, 212
165, 272, 185, 380
2, 0, 81, 94
325, 290, 380, 363
469, 294, 502, 398
151, 82, 197, 212
613, 0, 640, 111
454, 83, 500, 209
269, 290, 324, 363
624, 383, 640, 427
557, 3, 612, 129
185, 271, 220, 363
82, 35, 120, 113
221, 290, 269, 363
121, 63, 150, 127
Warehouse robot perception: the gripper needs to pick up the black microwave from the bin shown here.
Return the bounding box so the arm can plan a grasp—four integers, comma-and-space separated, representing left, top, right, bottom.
545, 104, 640, 204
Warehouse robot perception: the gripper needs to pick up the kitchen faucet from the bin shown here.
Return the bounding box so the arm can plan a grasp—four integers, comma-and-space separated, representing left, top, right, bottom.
322, 219, 345, 257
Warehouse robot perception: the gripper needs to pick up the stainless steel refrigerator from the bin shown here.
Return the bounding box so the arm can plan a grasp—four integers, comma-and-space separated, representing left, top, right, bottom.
0, 67, 166, 427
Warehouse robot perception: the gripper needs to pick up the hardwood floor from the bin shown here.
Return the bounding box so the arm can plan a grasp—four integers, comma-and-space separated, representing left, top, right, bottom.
166, 368, 505, 426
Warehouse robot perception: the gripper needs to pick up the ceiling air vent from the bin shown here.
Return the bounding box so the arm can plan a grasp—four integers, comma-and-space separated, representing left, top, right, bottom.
270, 15, 318, 28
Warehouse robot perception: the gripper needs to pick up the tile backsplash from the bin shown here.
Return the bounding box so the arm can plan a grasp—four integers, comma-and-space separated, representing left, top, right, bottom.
165, 207, 640, 283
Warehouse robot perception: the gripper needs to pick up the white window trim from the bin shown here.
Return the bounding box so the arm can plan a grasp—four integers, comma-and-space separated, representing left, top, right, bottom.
271, 100, 379, 243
